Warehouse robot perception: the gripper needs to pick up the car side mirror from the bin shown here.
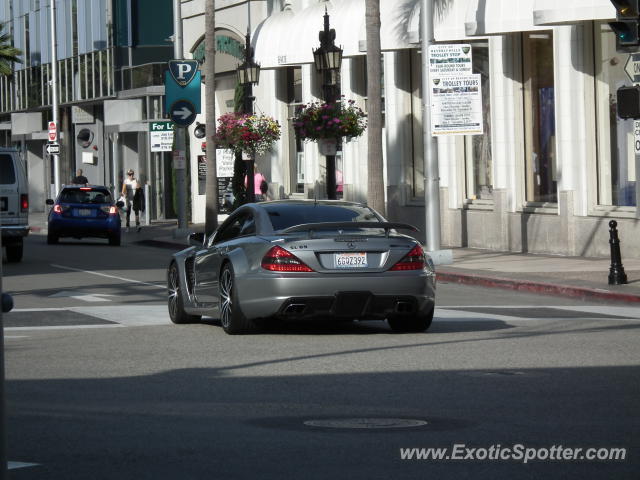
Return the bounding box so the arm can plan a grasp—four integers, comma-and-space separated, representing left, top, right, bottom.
189, 232, 205, 246
116, 201, 124, 208
46, 199, 54, 205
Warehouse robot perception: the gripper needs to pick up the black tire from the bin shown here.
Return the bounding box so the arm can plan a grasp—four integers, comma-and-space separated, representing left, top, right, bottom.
387, 306, 434, 333
167, 262, 201, 324
109, 233, 121, 246
219, 263, 257, 334
5, 243, 23, 262
47, 232, 58, 244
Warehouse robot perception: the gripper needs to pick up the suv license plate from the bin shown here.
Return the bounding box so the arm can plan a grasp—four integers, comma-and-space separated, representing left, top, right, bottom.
77, 208, 92, 216
335, 252, 368, 268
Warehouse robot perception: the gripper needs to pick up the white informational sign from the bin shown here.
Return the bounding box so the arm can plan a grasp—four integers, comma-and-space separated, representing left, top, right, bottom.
430, 74, 483, 136
173, 151, 186, 170
149, 121, 174, 152
217, 149, 235, 177
81, 152, 94, 164
429, 44, 472, 76
634, 120, 640, 155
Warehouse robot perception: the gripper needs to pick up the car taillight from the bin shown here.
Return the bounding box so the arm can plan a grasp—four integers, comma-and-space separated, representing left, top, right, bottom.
20, 194, 28, 211
53, 204, 62, 214
261, 246, 313, 272
390, 245, 426, 271
100, 206, 118, 215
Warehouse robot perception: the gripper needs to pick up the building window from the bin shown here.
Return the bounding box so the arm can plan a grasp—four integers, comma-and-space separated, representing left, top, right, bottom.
523, 32, 556, 204
465, 42, 492, 201
284, 67, 304, 194
595, 23, 637, 207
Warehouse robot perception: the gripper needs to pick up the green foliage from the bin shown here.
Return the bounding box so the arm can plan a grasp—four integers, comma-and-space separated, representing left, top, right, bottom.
0, 24, 22, 76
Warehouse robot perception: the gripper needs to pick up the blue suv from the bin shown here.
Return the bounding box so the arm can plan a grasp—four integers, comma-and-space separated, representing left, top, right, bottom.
46, 185, 124, 246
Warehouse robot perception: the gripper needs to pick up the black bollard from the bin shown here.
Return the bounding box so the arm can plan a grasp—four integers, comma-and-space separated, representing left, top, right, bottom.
608, 220, 628, 285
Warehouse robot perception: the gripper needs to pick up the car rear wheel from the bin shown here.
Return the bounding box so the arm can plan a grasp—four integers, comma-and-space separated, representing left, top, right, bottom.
108, 233, 121, 246
219, 263, 256, 335
5, 243, 23, 262
387, 306, 434, 333
47, 232, 58, 244
167, 262, 201, 324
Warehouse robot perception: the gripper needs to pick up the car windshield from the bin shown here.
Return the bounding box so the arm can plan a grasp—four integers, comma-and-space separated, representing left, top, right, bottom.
59, 188, 112, 204
264, 203, 383, 233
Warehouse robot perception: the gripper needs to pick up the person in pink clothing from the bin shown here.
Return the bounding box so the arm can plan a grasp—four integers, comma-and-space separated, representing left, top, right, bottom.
245, 167, 268, 201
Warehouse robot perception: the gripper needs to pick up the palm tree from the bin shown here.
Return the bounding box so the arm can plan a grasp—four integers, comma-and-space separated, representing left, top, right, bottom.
0, 24, 21, 76
365, 0, 385, 216
204, 0, 219, 235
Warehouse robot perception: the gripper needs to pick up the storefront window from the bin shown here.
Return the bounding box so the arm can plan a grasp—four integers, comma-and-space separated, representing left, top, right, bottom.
465, 42, 492, 200
523, 32, 556, 204
595, 23, 637, 207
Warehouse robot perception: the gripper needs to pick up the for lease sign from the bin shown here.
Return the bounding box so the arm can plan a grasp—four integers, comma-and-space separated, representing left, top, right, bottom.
149, 121, 174, 152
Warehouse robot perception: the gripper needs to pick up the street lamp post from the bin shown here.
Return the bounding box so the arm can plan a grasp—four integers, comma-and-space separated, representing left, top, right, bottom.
313, 8, 343, 200
237, 31, 260, 203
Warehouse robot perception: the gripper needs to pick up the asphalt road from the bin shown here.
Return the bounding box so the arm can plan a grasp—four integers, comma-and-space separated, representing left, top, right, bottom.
1, 233, 638, 479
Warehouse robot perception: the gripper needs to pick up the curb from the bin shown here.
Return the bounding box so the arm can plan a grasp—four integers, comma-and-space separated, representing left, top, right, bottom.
436, 271, 640, 304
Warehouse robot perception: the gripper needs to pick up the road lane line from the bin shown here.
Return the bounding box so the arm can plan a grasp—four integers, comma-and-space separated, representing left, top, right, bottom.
50, 264, 165, 289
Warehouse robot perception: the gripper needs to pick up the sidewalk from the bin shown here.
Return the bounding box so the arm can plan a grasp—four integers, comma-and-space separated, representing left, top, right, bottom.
29, 214, 640, 304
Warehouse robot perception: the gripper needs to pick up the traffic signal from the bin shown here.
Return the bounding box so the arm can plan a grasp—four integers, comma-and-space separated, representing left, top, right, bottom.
609, 0, 640, 51
617, 85, 640, 118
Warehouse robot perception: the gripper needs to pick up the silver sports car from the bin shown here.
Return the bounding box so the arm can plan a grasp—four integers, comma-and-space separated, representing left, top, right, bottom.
167, 200, 436, 334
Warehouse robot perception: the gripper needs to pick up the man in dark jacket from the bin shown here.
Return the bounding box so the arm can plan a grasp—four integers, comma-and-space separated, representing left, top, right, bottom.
72, 169, 88, 185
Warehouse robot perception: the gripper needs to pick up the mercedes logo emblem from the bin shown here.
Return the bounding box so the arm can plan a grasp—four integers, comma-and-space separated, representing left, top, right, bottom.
347, 242, 356, 249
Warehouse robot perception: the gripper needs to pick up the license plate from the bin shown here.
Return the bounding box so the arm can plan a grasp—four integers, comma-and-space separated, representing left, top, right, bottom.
335, 252, 368, 268
77, 208, 92, 216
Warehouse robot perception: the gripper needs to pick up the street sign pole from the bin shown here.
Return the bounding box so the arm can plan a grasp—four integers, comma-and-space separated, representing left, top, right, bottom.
173, 0, 188, 233
50, 0, 60, 197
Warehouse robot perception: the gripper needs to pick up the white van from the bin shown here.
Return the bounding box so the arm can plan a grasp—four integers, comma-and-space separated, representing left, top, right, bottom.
0, 147, 29, 262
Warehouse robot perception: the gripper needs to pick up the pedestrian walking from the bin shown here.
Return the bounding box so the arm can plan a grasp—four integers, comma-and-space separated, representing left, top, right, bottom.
121, 169, 143, 232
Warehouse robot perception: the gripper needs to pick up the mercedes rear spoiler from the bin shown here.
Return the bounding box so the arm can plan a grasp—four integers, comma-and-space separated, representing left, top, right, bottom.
280, 222, 419, 238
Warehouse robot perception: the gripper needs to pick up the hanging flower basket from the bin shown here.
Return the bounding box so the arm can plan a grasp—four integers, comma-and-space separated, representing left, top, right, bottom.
214, 112, 281, 156
292, 97, 367, 142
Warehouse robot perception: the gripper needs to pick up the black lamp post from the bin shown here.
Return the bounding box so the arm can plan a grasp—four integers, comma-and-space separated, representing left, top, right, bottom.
237, 30, 260, 202
313, 8, 343, 200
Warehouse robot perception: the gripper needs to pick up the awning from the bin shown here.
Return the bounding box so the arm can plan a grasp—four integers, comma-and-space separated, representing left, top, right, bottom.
253, 0, 419, 69
533, 0, 615, 25
433, 0, 480, 42
465, 0, 549, 36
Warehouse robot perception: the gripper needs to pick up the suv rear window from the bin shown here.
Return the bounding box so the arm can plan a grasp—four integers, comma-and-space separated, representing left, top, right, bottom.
0, 154, 16, 185
264, 204, 381, 231
59, 188, 112, 204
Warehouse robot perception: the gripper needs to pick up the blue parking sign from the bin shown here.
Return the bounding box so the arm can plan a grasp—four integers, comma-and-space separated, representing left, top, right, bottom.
164, 60, 202, 125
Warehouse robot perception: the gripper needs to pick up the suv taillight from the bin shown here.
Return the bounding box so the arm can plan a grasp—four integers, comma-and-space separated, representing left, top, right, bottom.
389, 245, 426, 271
20, 194, 28, 211
100, 206, 118, 215
261, 246, 313, 272
53, 204, 62, 214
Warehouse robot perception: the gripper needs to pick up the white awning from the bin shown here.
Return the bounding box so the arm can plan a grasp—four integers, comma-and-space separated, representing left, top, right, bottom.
433, 0, 479, 42
533, 0, 615, 25
253, 0, 419, 69
465, 0, 549, 36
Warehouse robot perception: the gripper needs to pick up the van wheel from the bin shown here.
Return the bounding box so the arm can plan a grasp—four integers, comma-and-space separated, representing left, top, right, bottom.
6, 243, 23, 262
